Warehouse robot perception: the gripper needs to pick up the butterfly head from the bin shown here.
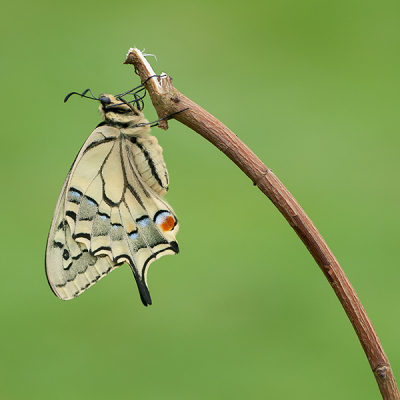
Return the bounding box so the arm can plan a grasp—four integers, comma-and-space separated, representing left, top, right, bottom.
99, 93, 136, 113
98, 93, 147, 126
64, 87, 147, 125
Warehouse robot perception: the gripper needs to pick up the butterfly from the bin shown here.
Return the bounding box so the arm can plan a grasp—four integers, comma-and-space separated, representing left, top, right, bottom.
45, 87, 179, 306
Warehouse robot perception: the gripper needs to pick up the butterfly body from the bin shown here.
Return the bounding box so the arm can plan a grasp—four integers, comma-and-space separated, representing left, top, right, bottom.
46, 94, 179, 306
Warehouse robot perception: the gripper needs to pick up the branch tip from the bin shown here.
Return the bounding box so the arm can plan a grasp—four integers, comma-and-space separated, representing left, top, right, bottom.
122, 49, 400, 398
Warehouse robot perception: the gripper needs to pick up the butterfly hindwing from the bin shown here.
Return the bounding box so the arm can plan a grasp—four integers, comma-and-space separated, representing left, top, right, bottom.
46, 95, 179, 306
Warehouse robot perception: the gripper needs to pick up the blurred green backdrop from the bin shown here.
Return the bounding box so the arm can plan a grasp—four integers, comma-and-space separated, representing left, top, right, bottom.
1, 0, 399, 398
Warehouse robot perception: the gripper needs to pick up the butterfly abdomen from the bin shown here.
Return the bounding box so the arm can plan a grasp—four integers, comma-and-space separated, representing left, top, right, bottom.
127, 134, 169, 196
100, 94, 170, 196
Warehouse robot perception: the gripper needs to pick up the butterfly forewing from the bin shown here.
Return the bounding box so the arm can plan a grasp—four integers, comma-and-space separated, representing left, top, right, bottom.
46, 94, 179, 306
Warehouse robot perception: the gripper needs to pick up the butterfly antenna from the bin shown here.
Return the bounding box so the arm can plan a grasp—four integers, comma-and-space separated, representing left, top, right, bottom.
114, 86, 147, 111
132, 90, 146, 111
116, 97, 140, 116
64, 88, 99, 103
116, 84, 145, 98
115, 74, 163, 100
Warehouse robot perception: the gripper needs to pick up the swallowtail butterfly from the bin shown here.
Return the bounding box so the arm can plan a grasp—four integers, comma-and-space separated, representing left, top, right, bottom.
45, 88, 179, 306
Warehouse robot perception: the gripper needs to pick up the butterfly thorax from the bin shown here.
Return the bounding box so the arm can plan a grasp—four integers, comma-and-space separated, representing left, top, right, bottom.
98, 93, 150, 130
96, 94, 169, 196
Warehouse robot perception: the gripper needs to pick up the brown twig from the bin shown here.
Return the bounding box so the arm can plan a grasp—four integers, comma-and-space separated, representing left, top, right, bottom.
124, 48, 399, 399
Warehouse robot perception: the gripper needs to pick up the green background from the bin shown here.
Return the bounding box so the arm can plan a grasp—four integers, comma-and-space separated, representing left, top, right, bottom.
1, 0, 399, 398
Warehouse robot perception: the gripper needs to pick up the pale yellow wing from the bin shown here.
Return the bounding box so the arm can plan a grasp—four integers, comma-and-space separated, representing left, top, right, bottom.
46, 125, 179, 305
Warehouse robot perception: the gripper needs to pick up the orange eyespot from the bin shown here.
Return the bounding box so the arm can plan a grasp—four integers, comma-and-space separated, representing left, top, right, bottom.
160, 215, 175, 231
154, 211, 176, 232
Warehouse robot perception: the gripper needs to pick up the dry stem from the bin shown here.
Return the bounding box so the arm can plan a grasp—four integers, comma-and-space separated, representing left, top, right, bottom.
124, 48, 399, 399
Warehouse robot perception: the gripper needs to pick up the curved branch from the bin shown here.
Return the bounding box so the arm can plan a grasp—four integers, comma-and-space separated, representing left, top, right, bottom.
124, 47, 399, 399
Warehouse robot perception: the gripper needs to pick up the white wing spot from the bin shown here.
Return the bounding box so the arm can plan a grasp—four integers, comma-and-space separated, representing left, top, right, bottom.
138, 217, 150, 227
70, 189, 81, 198
154, 211, 170, 225
129, 232, 139, 240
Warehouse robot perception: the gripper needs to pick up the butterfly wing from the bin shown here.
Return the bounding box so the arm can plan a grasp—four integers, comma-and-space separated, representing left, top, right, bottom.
46, 125, 179, 306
